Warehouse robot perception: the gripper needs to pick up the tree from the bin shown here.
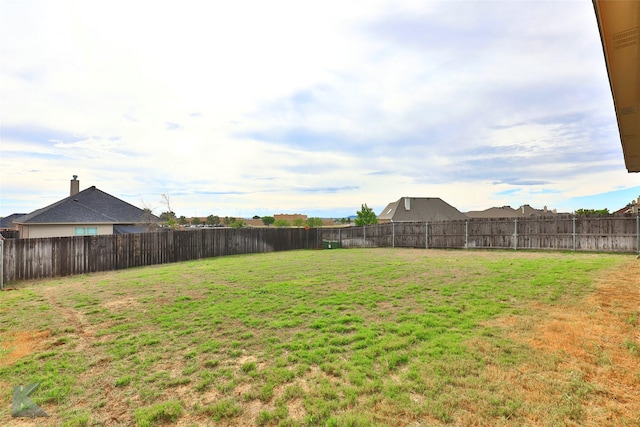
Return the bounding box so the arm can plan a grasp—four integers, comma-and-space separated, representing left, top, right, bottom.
178, 216, 188, 225
191, 217, 202, 226
206, 215, 220, 226
137, 196, 161, 231
355, 204, 378, 226
262, 216, 275, 227
575, 208, 610, 216
159, 211, 177, 229
159, 194, 178, 229
230, 219, 246, 228
142, 207, 160, 231
159, 211, 175, 221
273, 219, 290, 227
293, 218, 306, 227
306, 217, 323, 228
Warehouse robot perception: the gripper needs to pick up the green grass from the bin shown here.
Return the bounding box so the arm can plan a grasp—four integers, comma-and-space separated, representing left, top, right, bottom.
196, 398, 242, 421
133, 400, 183, 427
0, 248, 634, 426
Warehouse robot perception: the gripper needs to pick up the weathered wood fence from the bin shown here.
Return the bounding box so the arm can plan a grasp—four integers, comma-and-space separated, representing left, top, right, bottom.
2, 216, 639, 284
321, 216, 640, 253
1, 227, 322, 284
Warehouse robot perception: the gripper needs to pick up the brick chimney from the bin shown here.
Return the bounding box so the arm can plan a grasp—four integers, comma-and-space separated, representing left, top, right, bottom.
70, 175, 79, 196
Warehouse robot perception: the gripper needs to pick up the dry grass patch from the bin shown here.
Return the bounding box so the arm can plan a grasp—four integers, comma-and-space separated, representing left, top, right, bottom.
479, 258, 640, 426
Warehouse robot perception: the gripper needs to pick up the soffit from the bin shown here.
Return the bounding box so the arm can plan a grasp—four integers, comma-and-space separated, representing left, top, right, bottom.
593, 0, 640, 172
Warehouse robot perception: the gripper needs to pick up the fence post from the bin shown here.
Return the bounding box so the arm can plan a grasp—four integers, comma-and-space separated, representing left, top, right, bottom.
363, 225, 366, 248
465, 221, 469, 249
392, 222, 395, 248
425, 222, 429, 249
0, 239, 3, 290
573, 217, 577, 252
513, 218, 518, 250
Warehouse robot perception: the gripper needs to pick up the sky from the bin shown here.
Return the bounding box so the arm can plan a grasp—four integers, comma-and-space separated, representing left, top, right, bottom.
1, 0, 639, 219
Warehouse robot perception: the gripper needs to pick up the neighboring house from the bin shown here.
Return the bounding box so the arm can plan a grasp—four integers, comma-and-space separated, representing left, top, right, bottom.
516, 204, 557, 217
378, 197, 467, 223
0, 213, 28, 230
14, 177, 161, 238
0, 213, 26, 239
465, 206, 519, 219
465, 205, 558, 219
613, 196, 640, 216
517, 204, 543, 217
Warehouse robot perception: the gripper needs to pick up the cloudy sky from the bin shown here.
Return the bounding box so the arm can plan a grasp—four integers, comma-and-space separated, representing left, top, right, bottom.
1, 0, 639, 219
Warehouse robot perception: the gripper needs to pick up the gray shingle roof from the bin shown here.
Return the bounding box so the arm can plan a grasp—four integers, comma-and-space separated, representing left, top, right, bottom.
15, 186, 160, 224
0, 213, 28, 229
465, 206, 519, 219
378, 197, 467, 222
466, 204, 558, 218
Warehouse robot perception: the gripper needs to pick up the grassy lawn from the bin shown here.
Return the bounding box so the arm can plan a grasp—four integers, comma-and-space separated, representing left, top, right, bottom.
0, 248, 638, 426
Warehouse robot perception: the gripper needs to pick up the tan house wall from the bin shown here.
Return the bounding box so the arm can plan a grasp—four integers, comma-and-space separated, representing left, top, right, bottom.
18, 224, 114, 239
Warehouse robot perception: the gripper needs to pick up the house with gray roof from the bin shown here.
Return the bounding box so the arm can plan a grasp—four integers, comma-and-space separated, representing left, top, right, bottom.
466, 204, 558, 219
465, 206, 520, 219
14, 176, 160, 238
378, 197, 467, 223
516, 204, 557, 217
0, 213, 27, 239
0, 213, 28, 230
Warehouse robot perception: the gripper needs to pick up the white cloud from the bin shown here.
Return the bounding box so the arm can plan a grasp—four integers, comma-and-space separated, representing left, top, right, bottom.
1, 0, 639, 218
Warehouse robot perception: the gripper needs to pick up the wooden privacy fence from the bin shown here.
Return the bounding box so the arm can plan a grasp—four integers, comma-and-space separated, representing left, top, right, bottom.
319, 216, 640, 253
1, 227, 322, 284
2, 216, 639, 284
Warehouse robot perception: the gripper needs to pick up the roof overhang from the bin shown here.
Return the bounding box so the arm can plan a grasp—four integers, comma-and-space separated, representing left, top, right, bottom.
593, 0, 640, 172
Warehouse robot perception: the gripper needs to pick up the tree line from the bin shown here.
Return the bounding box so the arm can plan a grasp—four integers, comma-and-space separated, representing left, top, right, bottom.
157, 212, 330, 229
155, 203, 379, 229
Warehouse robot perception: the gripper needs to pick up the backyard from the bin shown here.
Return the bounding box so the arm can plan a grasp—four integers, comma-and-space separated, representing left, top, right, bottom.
0, 248, 638, 426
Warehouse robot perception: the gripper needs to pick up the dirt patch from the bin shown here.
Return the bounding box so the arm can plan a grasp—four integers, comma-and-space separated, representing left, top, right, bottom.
491, 258, 640, 425
102, 297, 140, 311
530, 260, 640, 418
287, 398, 306, 421
0, 330, 50, 368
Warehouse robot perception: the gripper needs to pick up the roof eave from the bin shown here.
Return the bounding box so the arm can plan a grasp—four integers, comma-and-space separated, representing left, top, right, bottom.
593, 0, 640, 172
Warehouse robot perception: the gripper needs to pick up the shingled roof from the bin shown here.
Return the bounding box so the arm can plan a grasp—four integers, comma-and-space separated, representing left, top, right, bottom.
465, 206, 519, 219
0, 213, 28, 229
378, 197, 467, 222
15, 186, 159, 224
